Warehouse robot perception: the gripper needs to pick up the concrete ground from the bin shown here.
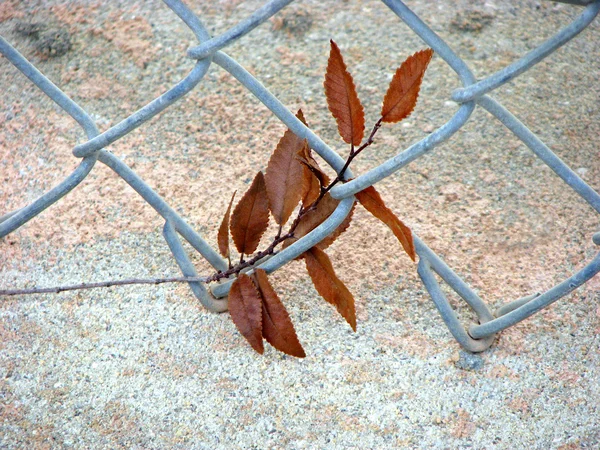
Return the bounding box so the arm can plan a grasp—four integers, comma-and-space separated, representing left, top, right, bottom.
1, 0, 599, 448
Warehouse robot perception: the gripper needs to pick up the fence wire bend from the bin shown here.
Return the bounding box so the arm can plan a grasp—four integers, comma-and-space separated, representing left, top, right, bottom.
1, 0, 599, 352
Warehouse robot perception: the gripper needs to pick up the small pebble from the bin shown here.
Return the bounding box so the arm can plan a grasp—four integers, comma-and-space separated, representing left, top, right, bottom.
455, 350, 484, 371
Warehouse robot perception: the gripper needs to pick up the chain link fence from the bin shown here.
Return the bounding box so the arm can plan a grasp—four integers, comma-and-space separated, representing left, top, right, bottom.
1, 0, 599, 352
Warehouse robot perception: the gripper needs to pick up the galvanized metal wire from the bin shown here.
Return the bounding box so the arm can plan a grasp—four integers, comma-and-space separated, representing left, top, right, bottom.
1, 0, 599, 352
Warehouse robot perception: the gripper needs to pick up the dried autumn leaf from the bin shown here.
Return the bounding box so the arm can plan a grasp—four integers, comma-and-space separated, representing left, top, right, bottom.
355, 185, 416, 261
317, 201, 355, 250
228, 274, 264, 354
381, 48, 433, 124
324, 40, 365, 146
217, 191, 236, 259
230, 171, 270, 256
253, 269, 305, 358
304, 247, 356, 331
289, 112, 323, 207
283, 194, 330, 248
296, 108, 308, 126
293, 193, 338, 241
265, 114, 306, 226
283, 193, 353, 253
297, 143, 330, 188
300, 162, 322, 208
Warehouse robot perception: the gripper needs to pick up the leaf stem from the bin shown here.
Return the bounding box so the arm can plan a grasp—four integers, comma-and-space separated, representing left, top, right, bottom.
323, 117, 383, 195
207, 231, 294, 283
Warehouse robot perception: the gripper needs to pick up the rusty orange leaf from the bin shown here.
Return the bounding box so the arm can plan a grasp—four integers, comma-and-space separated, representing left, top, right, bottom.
304, 247, 356, 331
324, 40, 365, 146
230, 172, 270, 256
265, 110, 307, 226
316, 201, 355, 251
283, 193, 354, 256
253, 269, 305, 358
300, 163, 322, 208
355, 185, 416, 261
293, 194, 338, 242
228, 274, 264, 354
218, 191, 236, 259
381, 48, 433, 124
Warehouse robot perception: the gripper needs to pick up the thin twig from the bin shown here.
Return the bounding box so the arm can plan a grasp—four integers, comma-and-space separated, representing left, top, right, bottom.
0, 275, 210, 297
323, 117, 383, 195
207, 230, 294, 283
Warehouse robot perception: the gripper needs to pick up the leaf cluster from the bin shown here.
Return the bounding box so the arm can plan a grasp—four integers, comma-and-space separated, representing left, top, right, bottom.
215, 41, 433, 357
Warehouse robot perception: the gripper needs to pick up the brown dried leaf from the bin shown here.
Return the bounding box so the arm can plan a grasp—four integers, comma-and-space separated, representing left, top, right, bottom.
290, 114, 322, 207
253, 269, 305, 358
324, 40, 365, 146
283, 193, 354, 253
228, 274, 264, 354
381, 48, 433, 124
317, 201, 355, 250
297, 143, 330, 187
300, 163, 322, 207
230, 172, 270, 256
297, 142, 329, 207
296, 108, 308, 126
304, 247, 356, 331
355, 185, 416, 261
265, 111, 308, 226
217, 191, 236, 259
294, 193, 338, 240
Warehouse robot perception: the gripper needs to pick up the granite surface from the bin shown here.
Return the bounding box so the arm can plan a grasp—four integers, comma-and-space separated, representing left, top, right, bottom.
1, 0, 599, 448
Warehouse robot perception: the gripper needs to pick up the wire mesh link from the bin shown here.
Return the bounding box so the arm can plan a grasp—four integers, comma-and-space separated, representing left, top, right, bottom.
452, 1, 600, 103
1, 0, 599, 352
186, 0, 295, 60
163, 221, 228, 313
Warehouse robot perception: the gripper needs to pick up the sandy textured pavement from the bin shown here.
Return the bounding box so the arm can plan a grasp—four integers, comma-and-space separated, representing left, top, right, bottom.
1, 0, 599, 448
